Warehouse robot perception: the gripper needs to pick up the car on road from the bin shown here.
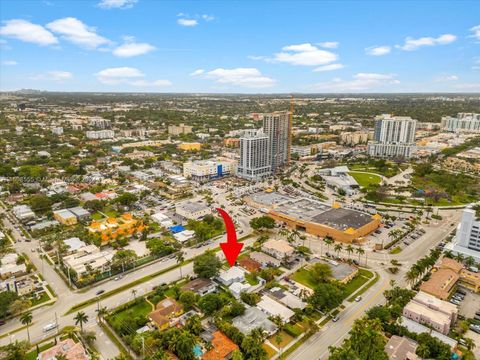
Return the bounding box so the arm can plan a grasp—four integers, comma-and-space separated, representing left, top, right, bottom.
95, 289, 105, 296
43, 323, 58, 332
332, 316, 339, 322
355, 296, 362, 302
114, 276, 123, 281
0, 320, 6, 326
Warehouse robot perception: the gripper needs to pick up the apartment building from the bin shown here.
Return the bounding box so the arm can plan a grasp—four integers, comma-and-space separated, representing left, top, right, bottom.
441, 113, 480, 133
237, 129, 271, 180
367, 114, 417, 158
168, 123, 193, 135
263, 111, 290, 171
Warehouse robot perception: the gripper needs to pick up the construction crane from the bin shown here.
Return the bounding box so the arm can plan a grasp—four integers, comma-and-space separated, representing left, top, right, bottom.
287, 95, 294, 164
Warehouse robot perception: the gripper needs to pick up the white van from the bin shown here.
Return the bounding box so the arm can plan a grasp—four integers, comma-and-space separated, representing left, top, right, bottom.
43, 323, 57, 332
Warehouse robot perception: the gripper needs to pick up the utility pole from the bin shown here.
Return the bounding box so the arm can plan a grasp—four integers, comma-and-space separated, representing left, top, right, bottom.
55, 312, 59, 336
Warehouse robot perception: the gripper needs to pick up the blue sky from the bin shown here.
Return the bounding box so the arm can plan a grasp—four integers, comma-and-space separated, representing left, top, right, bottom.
0, 0, 479, 93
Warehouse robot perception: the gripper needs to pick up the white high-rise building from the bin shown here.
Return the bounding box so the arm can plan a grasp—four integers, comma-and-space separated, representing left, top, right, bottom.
445, 206, 480, 263
441, 113, 480, 133
85, 130, 115, 139
237, 130, 271, 180
263, 111, 290, 171
367, 114, 417, 158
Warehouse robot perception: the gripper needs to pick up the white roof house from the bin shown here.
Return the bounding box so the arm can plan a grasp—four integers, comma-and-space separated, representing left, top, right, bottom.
229, 282, 251, 298
217, 266, 246, 286
173, 230, 195, 243
151, 212, 174, 227
64, 237, 87, 252
257, 295, 294, 322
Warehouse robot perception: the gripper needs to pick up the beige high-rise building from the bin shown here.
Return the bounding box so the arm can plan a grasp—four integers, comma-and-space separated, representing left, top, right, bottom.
263, 111, 290, 171
168, 123, 193, 135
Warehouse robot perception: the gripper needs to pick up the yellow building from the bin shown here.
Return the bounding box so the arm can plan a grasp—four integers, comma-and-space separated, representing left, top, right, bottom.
88, 213, 144, 246
53, 209, 78, 226
177, 142, 202, 151
246, 192, 380, 244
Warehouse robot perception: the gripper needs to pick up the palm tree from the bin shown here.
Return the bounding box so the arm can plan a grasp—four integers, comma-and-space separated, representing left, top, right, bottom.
389, 279, 396, 288
20, 311, 32, 343
465, 256, 475, 268
334, 243, 343, 258
455, 253, 464, 264
96, 306, 107, 323
345, 245, 354, 260
176, 251, 185, 279
444, 250, 454, 259
131, 289, 137, 302
288, 229, 302, 244
355, 247, 365, 264
74, 311, 88, 332
464, 337, 475, 351
324, 236, 334, 255
404, 270, 416, 288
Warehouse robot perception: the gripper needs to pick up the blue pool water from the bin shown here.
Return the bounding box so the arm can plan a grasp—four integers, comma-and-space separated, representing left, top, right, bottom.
193, 344, 203, 357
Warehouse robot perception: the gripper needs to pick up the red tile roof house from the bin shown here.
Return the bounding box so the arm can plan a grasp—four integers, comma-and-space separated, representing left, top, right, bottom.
202, 331, 239, 360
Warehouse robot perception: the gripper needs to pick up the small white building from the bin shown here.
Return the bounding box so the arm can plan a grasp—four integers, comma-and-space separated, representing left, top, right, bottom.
217, 266, 246, 286
175, 201, 210, 220
256, 295, 294, 322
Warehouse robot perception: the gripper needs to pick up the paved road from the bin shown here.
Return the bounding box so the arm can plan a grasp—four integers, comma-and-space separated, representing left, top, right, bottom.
286, 210, 461, 360
0, 191, 254, 359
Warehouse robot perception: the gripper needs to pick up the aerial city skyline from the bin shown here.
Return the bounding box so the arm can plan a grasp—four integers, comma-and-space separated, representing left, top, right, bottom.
1, 1, 480, 360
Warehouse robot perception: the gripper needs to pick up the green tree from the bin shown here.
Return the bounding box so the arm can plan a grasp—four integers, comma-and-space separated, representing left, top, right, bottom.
74, 311, 89, 332
0, 291, 19, 319
115, 192, 138, 206
176, 251, 185, 279
249, 216, 275, 231
198, 293, 224, 315
179, 291, 198, 310
308, 283, 344, 311
311, 263, 333, 283
29, 194, 53, 214
19, 312, 32, 343
193, 250, 222, 278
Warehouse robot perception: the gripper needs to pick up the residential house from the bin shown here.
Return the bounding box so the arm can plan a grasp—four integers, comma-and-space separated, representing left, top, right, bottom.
262, 239, 294, 260
256, 295, 294, 323
232, 306, 278, 336
202, 331, 239, 360
149, 298, 183, 330
217, 266, 246, 286
384, 336, 420, 360
181, 278, 217, 296
37, 338, 88, 360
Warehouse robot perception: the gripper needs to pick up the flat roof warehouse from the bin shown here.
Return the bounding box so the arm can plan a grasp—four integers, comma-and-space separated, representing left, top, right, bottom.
246, 191, 381, 243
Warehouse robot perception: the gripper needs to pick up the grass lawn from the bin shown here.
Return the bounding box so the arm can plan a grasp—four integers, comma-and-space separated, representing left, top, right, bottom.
347, 272, 379, 302
107, 299, 152, 330
25, 342, 55, 360
349, 171, 382, 187
342, 269, 374, 299
91, 212, 104, 221
269, 331, 294, 348
389, 247, 402, 254
263, 343, 277, 359
30, 292, 50, 306
291, 267, 317, 289
245, 272, 259, 285
284, 323, 304, 337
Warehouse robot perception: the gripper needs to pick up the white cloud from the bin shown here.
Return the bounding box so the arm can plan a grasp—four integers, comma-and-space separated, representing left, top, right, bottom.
0, 19, 58, 46
95, 67, 170, 87
470, 25, 480, 40
46, 17, 110, 49
437, 74, 458, 81
313, 73, 399, 92
365, 45, 391, 56
318, 41, 339, 49
396, 34, 456, 51
190, 69, 205, 76
201, 14, 215, 21
98, 0, 137, 9
313, 63, 344, 72
198, 67, 276, 88
177, 19, 198, 27
273, 43, 337, 66
2, 60, 17, 66
113, 41, 155, 57
31, 70, 73, 82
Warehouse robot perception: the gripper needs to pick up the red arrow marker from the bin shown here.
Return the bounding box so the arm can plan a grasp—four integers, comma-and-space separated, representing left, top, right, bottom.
216, 208, 243, 267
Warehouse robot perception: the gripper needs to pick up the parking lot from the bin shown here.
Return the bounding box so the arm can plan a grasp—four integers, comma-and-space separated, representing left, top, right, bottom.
458, 288, 480, 319
465, 330, 480, 359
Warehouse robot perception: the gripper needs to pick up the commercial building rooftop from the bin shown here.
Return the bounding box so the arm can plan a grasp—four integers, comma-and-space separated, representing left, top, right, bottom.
311, 208, 374, 231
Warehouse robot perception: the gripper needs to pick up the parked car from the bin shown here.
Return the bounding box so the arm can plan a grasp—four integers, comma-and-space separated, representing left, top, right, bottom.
95, 289, 105, 296
332, 316, 339, 322
355, 296, 362, 302
43, 323, 57, 332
